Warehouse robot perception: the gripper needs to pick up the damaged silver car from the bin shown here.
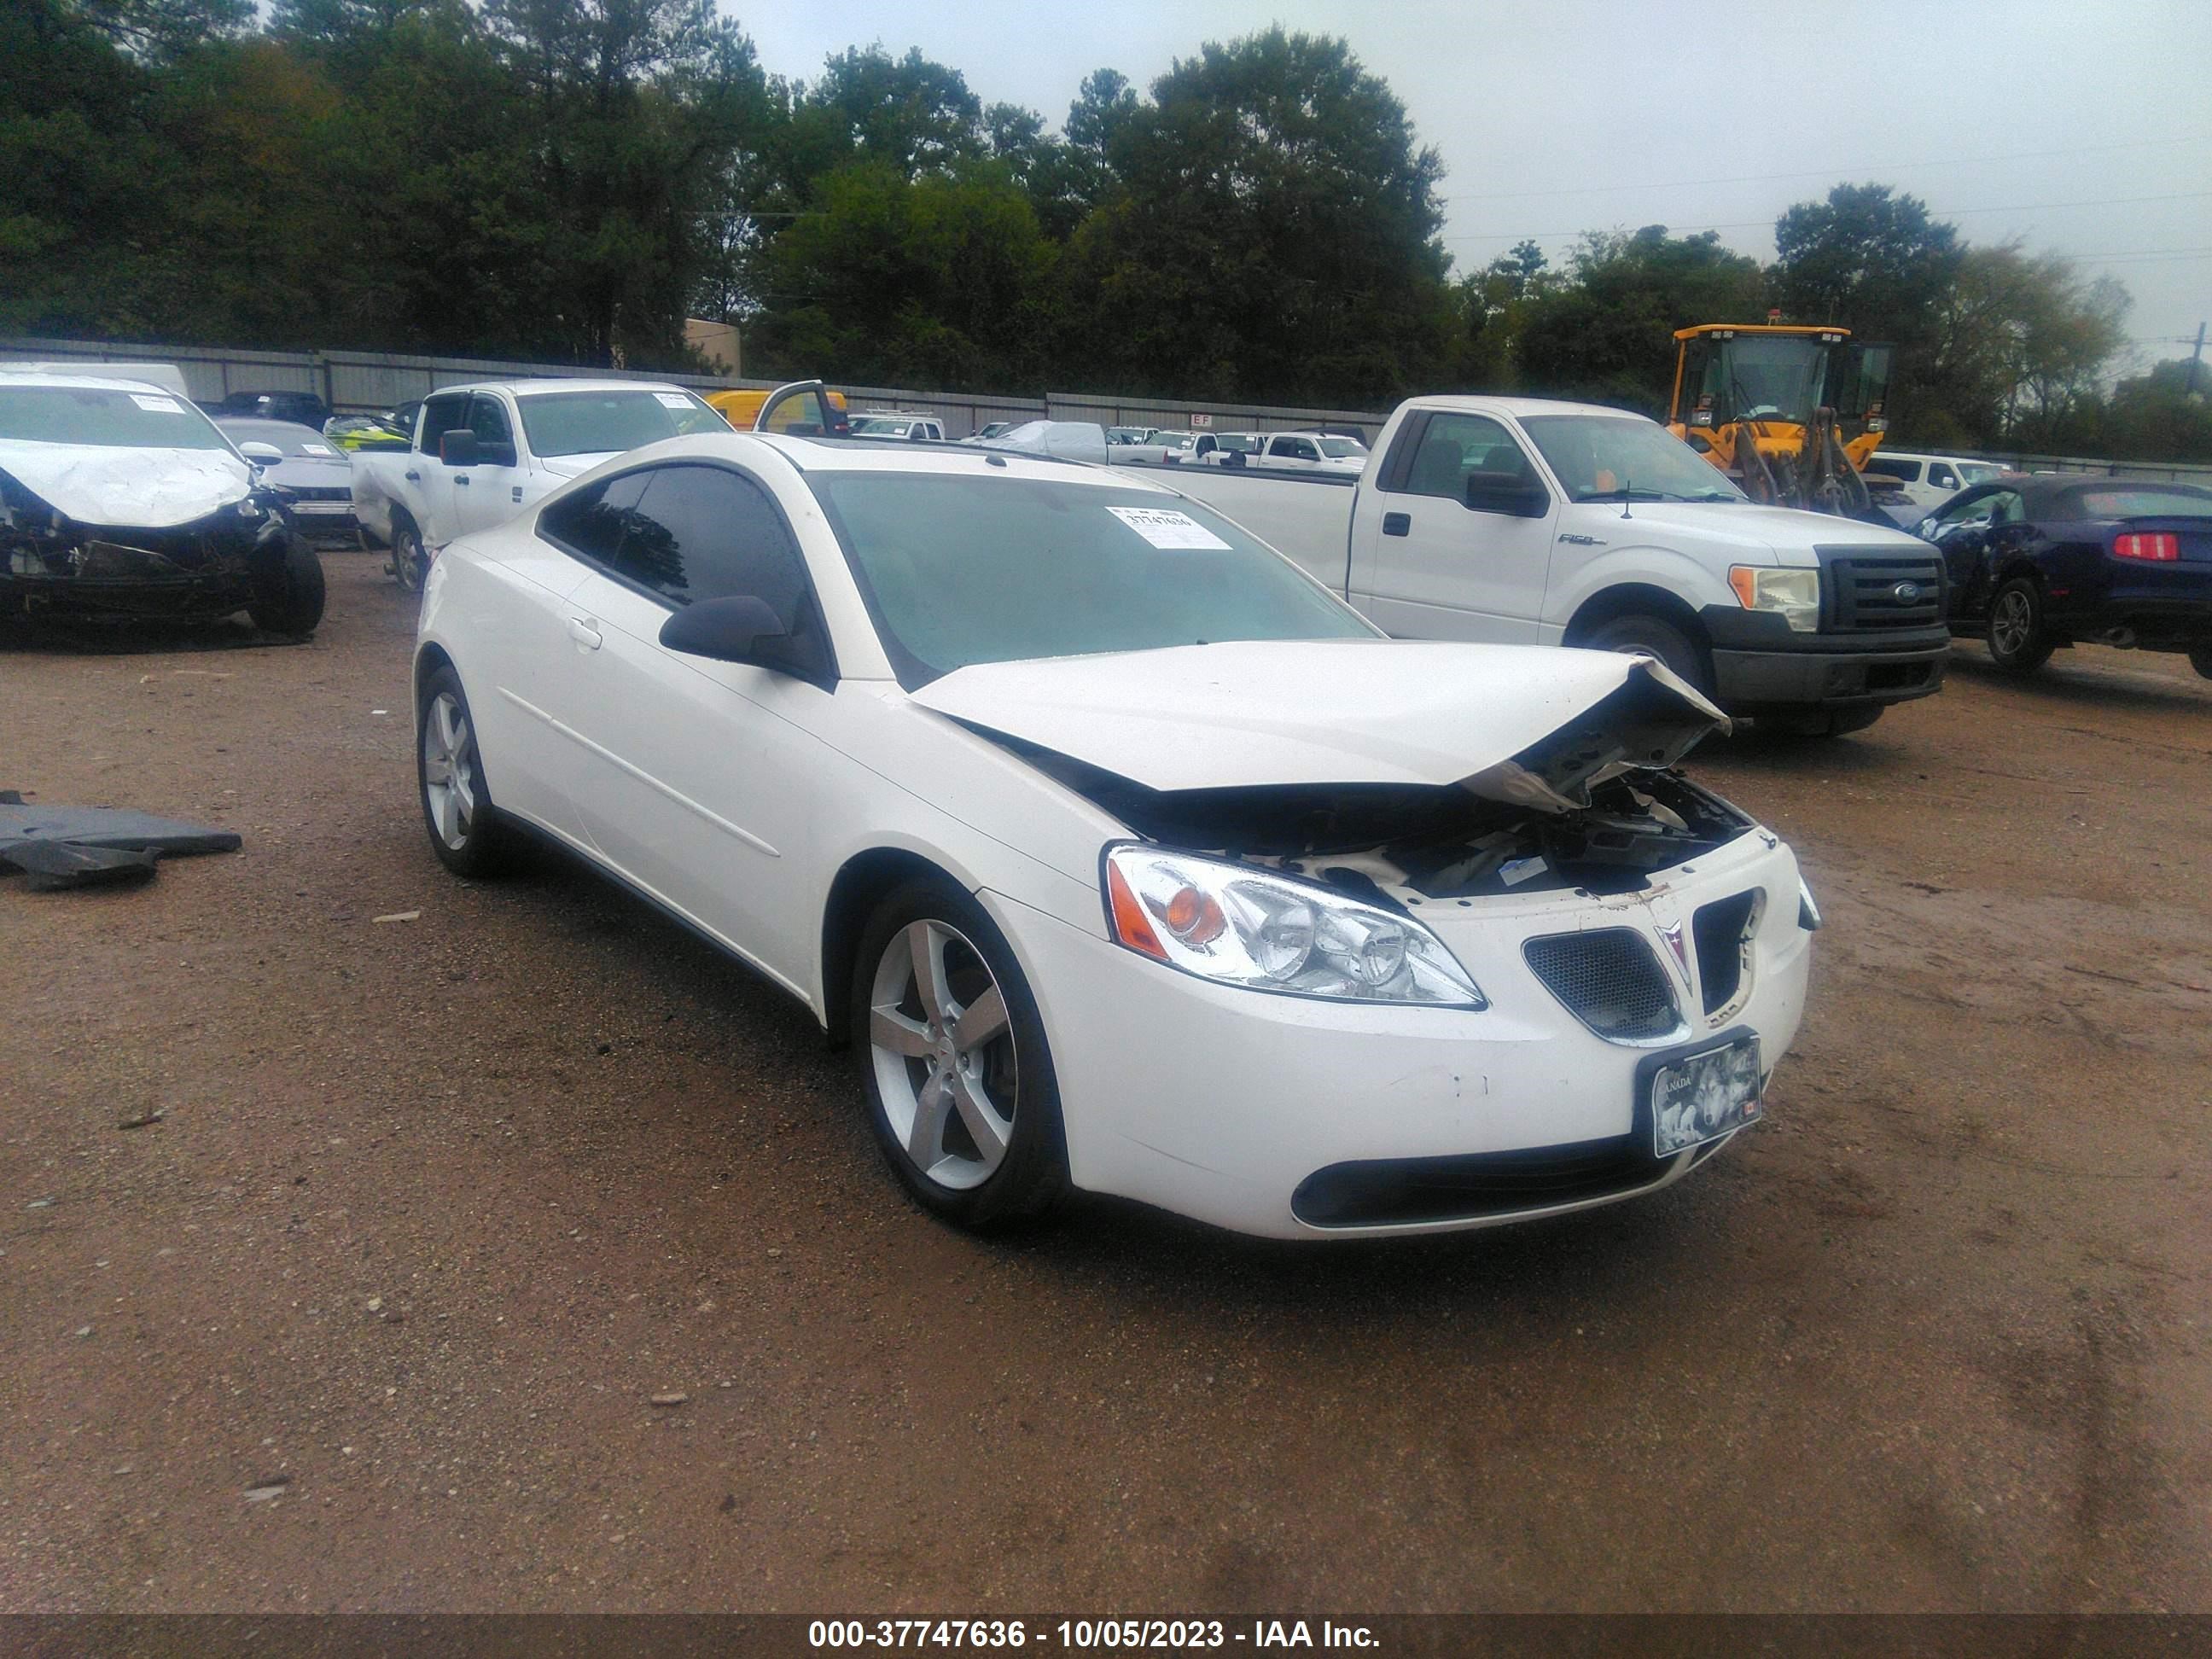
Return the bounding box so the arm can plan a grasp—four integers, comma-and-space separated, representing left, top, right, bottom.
0, 371, 325, 633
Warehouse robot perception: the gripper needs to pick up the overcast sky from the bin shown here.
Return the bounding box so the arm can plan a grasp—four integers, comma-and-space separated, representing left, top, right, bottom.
734, 0, 2212, 369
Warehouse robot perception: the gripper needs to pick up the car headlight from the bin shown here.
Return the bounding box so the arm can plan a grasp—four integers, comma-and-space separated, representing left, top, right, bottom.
1728, 565, 1820, 632
1103, 844, 1486, 1007
1797, 876, 1822, 932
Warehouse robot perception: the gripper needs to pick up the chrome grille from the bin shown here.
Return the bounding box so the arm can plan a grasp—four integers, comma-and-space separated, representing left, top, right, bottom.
1522, 929, 1682, 1043
1818, 545, 1946, 631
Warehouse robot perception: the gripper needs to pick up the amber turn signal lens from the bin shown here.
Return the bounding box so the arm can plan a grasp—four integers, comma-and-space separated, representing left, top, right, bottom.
1106, 859, 1167, 960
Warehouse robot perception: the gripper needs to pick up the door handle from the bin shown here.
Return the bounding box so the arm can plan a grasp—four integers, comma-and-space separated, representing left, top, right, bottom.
404, 469, 421, 482
1382, 511, 1411, 537
566, 617, 603, 651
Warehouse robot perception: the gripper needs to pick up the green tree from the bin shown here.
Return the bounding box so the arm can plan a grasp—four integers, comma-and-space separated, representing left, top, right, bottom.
2099, 358, 2212, 462
753, 161, 1053, 390
1515, 227, 1764, 412
1057, 28, 1455, 405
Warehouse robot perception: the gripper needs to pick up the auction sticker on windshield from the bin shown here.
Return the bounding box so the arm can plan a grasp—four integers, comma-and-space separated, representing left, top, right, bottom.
1651, 1035, 1762, 1157
653, 392, 692, 410
130, 394, 184, 414
1107, 506, 1231, 550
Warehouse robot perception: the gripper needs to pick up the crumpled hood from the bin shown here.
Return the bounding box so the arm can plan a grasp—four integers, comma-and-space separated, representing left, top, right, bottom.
0, 441, 252, 529
908, 639, 1727, 795
1563, 498, 1929, 562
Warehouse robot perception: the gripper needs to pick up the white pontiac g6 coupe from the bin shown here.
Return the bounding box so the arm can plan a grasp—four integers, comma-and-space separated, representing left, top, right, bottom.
414, 402, 1819, 1238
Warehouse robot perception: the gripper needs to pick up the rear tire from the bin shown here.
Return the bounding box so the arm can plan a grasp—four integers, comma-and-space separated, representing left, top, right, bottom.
850, 876, 1068, 1231
416, 666, 515, 877
391, 515, 428, 594
1986, 577, 2052, 673
246, 530, 326, 636
1579, 613, 1711, 695
2189, 643, 2212, 681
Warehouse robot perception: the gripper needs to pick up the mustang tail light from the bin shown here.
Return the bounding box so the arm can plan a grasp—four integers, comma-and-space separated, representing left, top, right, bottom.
2111, 533, 2179, 562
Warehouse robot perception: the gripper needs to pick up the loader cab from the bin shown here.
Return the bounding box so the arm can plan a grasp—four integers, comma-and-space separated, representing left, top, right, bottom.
1672, 324, 1891, 434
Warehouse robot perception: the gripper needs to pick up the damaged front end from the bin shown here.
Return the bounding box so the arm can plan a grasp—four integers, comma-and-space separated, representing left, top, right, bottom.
1005, 684, 1750, 911
1, 469, 290, 619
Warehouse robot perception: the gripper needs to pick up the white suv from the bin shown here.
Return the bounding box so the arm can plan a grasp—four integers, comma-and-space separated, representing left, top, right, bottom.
1861, 451, 2005, 511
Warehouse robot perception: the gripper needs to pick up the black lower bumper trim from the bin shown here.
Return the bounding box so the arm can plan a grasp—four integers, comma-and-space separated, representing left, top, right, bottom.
1293, 1136, 1676, 1228
1710, 643, 1948, 710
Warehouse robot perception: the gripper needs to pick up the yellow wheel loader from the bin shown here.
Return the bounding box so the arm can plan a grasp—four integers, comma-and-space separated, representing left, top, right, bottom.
1667, 323, 1894, 517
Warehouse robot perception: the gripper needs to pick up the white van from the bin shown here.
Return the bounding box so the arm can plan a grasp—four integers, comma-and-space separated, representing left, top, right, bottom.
1861, 450, 2006, 510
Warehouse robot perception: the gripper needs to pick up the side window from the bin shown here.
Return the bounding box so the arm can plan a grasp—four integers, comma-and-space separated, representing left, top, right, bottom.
1398, 412, 1522, 500
1288, 439, 1318, 461
1935, 489, 1990, 527
1928, 463, 1956, 489
614, 464, 812, 626
419, 393, 469, 457
538, 471, 652, 567
465, 394, 513, 454
1878, 458, 1922, 483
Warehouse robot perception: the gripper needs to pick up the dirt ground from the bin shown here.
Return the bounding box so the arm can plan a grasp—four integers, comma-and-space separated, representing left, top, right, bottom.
2, 551, 2208, 1615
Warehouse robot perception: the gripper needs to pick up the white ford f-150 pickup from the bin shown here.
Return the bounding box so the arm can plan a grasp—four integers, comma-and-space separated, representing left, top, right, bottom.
1142, 394, 1951, 735
352, 378, 726, 590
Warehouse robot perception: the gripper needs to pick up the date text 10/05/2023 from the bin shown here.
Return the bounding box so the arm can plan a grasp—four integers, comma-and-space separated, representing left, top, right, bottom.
806, 1620, 1382, 1650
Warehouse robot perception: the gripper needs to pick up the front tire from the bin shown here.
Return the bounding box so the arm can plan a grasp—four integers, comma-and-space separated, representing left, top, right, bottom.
416, 666, 514, 876
246, 530, 326, 636
2189, 643, 2212, 680
1580, 613, 1711, 695
851, 877, 1068, 1231
1987, 577, 2053, 673
390, 515, 429, 595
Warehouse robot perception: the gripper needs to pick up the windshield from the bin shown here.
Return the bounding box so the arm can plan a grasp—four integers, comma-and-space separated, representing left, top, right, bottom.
217, 418, 342, 458
807, 473, 1376, 684
1957, 463, 2003, 485
1216, 434, 1261, 452
0, 385, 232, 451
852, 418, 910, 436
1155, 433, 1195, 451
515, 389, 724, 458
1316, 438, 1366, 458
1519, 414, 1743, 503
1700, 335, 1830, 426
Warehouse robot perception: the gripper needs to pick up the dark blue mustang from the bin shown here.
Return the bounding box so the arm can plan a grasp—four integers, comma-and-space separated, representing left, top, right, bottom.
1912, 474, 2212, 678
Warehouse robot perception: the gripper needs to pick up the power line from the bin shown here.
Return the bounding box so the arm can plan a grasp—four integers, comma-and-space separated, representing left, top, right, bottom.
1440, 189, 2212, 245
1440, 133, 2212, 204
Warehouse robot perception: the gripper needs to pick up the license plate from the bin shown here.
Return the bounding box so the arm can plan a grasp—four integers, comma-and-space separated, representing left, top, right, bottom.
1651, 1035, 1762, 1157
289, 500, 351, 514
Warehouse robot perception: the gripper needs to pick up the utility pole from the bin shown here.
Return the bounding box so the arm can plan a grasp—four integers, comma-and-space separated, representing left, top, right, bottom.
2189, 321, 2207, 398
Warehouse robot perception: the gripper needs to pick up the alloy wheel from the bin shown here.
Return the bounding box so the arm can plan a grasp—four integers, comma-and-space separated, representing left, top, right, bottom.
1990, 588, 2032, 657
421, 690, 480, 850
867, 919, 1018, 1190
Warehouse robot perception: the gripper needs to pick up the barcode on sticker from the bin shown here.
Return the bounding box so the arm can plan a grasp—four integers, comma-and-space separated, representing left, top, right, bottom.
1105, 506, 1231, 550
130, 394, 183, 414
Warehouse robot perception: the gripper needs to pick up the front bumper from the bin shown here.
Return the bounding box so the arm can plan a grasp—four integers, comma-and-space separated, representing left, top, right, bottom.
1700, 606, 1951, 711
985, 831, 1811, 1239
278, 501, 362, 548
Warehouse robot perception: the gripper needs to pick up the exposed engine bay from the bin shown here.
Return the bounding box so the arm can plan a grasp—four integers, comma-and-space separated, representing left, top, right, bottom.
1, 469, 282, 616
1022, 747, 1749, 901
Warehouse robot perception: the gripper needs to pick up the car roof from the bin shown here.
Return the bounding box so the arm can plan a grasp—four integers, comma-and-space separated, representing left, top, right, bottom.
432, 379, 699, 399
1406, 393, 1650, 422
0, 370, 198, 396
625, 430, 1185, 491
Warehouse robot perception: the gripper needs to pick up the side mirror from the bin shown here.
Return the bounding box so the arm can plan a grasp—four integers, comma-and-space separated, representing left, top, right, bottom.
657, 594, 832, 687
439, 429, 479, 466
1914, 517, 1937, 539
237, 441, 283, 463
1464, 475, 1550, 519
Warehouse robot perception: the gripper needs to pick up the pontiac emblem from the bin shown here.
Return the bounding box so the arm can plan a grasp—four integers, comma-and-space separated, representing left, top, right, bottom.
1658, 920, 1691, 980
